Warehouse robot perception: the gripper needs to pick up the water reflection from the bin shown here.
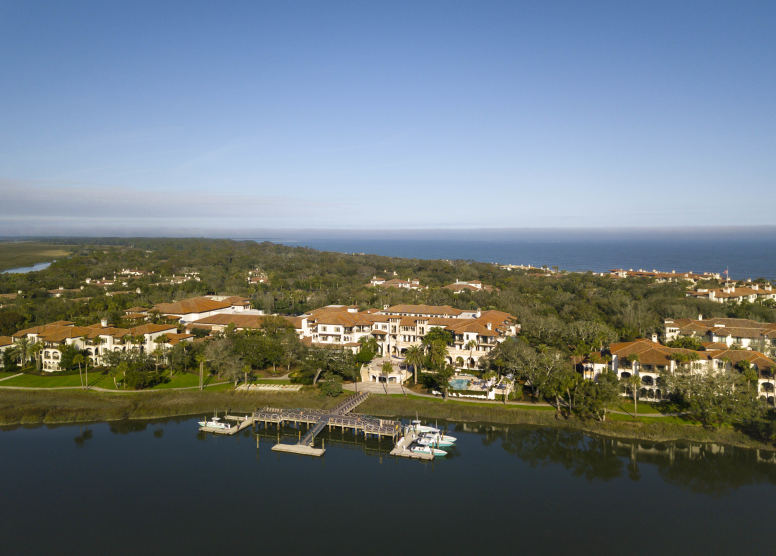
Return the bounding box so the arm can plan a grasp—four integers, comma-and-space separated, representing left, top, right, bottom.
456, 422, 776, 496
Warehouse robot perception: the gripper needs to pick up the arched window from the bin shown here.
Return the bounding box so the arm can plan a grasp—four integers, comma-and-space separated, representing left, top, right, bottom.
620, 372, 631, 379
641, 375, 654, 386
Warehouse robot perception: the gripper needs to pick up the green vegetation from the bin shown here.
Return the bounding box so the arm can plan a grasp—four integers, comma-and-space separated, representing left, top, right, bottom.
0, 241, 74, 272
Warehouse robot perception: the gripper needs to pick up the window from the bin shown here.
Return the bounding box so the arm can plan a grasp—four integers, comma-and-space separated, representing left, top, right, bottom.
334, 327, 340, 333
321, 326, 327, 332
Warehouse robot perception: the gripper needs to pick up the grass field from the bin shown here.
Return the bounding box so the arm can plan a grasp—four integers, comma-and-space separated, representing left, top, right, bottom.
0, 370, 230, 391
0, 241, 75, 272
0, 372, 110, 388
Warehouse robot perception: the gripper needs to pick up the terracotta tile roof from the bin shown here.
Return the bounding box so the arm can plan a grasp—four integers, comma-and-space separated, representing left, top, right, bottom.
0, 336, 12, 347
383, 304, 464, 317
153, 297, 233, 315
189, 313, 301, 330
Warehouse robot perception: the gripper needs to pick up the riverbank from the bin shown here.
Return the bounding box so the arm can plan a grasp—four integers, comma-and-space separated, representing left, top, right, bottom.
0, 388, 772, 450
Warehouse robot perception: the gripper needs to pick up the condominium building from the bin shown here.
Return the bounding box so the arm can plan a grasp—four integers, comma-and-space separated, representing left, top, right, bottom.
187, 303, 519, 370
664, 316, 776, 356
686, 284, 776, 304
11, 320, 192, 372
610, 269, 722, 284
607, 339, 776, 402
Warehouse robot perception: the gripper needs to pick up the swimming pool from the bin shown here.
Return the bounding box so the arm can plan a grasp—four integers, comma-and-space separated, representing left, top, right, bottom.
449, 378, 471, 390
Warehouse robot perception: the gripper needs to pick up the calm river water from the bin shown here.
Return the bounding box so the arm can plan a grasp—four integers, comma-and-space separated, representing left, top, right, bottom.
2, 416, 776, 556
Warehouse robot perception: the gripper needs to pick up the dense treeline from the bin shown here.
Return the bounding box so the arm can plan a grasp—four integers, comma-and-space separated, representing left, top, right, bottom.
3, 238, 774, 340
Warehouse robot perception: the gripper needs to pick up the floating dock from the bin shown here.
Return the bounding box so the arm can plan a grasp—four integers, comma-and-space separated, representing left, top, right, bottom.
390, 428, 434, 460
198, 415, 254, 436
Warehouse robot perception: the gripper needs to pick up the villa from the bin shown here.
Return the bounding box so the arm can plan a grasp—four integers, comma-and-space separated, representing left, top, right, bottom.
367, 276, 425, 290
443, 280, 498, 293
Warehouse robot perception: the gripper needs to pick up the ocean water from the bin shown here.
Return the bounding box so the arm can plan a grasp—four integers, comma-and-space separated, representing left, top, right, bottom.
267, 238, 776, 281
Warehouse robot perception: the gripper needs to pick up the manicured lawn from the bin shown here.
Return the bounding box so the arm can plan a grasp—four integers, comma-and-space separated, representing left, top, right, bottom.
0, 372, 111, 388
0, 372, 21, 380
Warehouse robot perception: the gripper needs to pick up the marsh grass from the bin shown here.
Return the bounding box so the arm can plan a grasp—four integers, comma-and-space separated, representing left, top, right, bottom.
0, 388, 771, 450
0, 242, 74, 271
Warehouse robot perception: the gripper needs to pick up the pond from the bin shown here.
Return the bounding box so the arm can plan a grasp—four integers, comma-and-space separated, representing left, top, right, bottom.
1, 416, 775, 555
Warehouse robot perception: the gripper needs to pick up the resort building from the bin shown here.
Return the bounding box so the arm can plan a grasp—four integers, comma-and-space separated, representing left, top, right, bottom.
302, 304, 519, 369
443, 280, 498, 294
605, 339, 776, 403
11, 320, 192, 372
185, 302, 519, 370
685, 284, 776, 304
367, 276, 425, 290
610, 269, 722, 284
151, 295, 251, 324
664, 316, 776, 356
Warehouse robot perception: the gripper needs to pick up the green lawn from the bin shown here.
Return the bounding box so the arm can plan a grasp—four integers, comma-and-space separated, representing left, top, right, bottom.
388, 393, 559, 411
0, 371, 21, 380
0, 372, 111, 389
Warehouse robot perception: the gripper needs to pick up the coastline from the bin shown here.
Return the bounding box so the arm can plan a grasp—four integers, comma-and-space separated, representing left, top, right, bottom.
1, 389, 773, 451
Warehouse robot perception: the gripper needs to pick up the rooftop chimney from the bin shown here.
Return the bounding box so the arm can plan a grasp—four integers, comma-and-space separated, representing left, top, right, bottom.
101, 319, 108, 327
651, 333, 658, 343
698, 314, 703, 321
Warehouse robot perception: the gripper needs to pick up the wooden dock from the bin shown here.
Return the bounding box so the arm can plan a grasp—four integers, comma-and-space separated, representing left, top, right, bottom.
199, 393, 440, 462
390, 427, 434, 460
254, 392, 400, 457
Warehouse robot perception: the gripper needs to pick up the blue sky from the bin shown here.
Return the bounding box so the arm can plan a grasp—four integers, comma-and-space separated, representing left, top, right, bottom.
1, 1, 774, 236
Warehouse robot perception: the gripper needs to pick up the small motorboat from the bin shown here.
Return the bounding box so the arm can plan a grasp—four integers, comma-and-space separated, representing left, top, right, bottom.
418, 433, 456, 447
409, 444, 447, 457
198, 416, 232, 430
411, 419, 440, 434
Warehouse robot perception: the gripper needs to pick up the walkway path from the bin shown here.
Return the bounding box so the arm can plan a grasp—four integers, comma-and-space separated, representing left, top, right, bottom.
0, 373, 22, 382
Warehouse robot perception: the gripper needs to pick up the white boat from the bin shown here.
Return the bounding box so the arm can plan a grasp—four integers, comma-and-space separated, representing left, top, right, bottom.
418, 433, 456, 447
409, 444, 447, 457
198, 416, 232, 430
411, 420, 440, 434
411, 421, 456, 443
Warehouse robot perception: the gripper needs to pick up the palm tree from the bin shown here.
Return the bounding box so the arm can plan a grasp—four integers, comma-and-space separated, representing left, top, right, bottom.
465, 339, 477, 369
405, 345, 424, 384
30, 341, 43, 372
16, 338, 30, 366
72, 353, 85, 389
625, 373, 641, 416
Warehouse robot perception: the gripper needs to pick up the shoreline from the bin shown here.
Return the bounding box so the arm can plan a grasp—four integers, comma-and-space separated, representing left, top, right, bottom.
1, 388, 773, 451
